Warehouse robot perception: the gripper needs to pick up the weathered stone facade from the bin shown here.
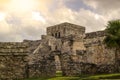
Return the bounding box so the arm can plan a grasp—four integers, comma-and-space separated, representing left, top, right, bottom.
0, 22, 119, 79
47, 22, 85, 38
27, 36, 56, 77
0, 42, 28, 80
84, 31, 115, 65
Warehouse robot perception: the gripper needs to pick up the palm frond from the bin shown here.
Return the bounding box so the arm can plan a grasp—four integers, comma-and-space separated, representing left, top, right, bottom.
104, 20, 120, 48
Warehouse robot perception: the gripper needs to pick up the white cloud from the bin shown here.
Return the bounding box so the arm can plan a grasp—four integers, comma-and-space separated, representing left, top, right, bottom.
0, 12, 6, 21
83, 0, 120, 28
46, 6, 106, 32
32, 12, 46, 23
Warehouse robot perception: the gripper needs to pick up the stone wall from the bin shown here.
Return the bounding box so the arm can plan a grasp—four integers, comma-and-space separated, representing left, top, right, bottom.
74, 62, 116, 74
0, 42, 28, 80
77, 30, 117, 73
23, 40, 41, 54
85, 30, 106, 39
84, 32, 115, 65
47, 22, 85, 38
28, 60, 55, 78
59, 35, 85, 76
27, 36, 56, 77
59, 54, 81, 76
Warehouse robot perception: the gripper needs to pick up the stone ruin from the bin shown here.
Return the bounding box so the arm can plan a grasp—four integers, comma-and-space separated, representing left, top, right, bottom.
0, 42, 28, 80
0, 22, 120, 79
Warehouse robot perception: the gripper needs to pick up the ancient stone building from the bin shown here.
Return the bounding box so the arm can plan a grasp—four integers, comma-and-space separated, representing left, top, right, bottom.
26, 22, 119, 77
47, 22, 85, 38
0, 22, 119, 79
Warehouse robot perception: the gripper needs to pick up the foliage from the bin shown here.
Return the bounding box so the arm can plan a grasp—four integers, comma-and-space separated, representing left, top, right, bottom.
104, 19, 120, 48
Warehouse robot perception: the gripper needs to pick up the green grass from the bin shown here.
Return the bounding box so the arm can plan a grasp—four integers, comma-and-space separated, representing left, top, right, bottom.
84, 73, 120, 79
24, 71, 120, 80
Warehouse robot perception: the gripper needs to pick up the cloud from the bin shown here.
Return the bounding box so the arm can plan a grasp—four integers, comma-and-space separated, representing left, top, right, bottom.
63, 0, 95, 12
0, 0, 50, 42
83, 0, 120, 26
0, 0, 119, 42
45, 5, 106, 32
84, 0, 120, 12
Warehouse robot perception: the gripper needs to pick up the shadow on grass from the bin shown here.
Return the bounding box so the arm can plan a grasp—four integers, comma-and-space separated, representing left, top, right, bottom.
82, 73, 120, 80
24, 71, 120, 80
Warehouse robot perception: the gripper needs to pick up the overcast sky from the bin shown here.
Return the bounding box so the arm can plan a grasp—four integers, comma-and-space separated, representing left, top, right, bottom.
0, 0, 119, 42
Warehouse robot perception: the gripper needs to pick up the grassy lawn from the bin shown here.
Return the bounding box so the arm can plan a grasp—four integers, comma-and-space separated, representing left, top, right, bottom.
24, 71, 120, 80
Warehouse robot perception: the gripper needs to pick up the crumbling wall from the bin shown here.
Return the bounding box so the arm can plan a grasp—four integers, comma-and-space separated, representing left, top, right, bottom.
79, 31, 117, 73
27, 36, 56, 77
84, 31, 115, 65
59, 35, 85, 76
23, 40, 41, 54
0, 42, 28, 80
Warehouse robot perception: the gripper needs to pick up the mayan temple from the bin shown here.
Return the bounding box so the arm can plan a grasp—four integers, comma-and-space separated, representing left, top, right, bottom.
0, 22, 120, 79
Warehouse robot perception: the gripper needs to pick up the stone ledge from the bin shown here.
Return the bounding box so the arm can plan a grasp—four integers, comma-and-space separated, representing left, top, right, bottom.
0, 53, 28, 56
85, 30, 106, 39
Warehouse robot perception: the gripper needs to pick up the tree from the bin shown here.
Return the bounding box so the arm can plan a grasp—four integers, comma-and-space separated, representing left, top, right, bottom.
104, 19, 120, 72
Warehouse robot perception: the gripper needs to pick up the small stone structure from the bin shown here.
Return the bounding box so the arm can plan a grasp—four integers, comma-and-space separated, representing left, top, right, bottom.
0, 42, 28, 80
47, 22, 85, 38
0, 22, 120, 79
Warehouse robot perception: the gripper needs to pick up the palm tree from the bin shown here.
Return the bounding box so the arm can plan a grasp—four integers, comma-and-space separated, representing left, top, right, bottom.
104, 19, 120, 72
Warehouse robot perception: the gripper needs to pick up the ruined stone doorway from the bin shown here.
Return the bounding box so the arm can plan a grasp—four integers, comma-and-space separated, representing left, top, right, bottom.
54, 54, 63, 76
55, 55, 61, 71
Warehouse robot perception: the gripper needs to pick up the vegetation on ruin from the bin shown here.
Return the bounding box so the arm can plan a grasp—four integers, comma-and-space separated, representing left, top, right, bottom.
104, 19, 120, 72
24, 71, 120, 80
104, 19, 120, 48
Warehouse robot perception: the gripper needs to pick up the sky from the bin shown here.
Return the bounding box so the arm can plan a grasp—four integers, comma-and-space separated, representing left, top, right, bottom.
0, 0, 120, 42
